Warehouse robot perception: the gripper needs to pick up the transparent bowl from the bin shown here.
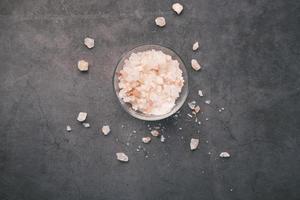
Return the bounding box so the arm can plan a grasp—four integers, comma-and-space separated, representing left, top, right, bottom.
113, 44, 188, 121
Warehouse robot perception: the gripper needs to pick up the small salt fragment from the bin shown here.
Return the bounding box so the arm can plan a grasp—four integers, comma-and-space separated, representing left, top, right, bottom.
82, 123, 90, 128
198, 121, 202, 125
187, 114, 193, 118
116, 152, 129, 162
155, 17, 166, 27
192, 41, 199, 51
179, 127, 182, 130
151, 130, 160, 137
194, 105, 200, 113
195, 117, 198, 122
208, 152, 211, 155
181, 136, 184, 139
102, 125, 110, 135
206, 140, 208, 143
230, 188, 233, 192
160, 135, 166, 143
172, 3, 183, 15
219, 152, 230, 158
191, 59, 201, 71
205, 118, 209, 121
126, 142, 130, 146
136, 148, 140, 152
66, 125, 72, 132
84, 37, 94, 49
77, 112, 87, 122
188, 101, 196, 109
190, 138, 199, 150
77, 60, 89, 72
205, 100, 211, 104
142, 137, 151, 144
198, 90, 204, 97
219, 109, 222, 112
221, 107, 225, 111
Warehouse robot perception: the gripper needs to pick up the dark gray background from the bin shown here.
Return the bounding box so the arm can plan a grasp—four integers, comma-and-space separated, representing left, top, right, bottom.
0, 0, 299, 200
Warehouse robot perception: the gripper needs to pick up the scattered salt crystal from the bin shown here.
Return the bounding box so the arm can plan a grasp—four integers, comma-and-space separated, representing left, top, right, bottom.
219, 109, 222, 112
66, 125, 72, 132
116, 152, 129, 162
206, 140, 208, 143
198, 121, 201, 125
221, 107, 225, 111
205, 100, 211, 104
187, 114, 193, 118
142, 137, 151, 144
179, 127, 182, 130
136, 148, 140, 152
188, 101, 196, 109
133, 130, 137, 133
181, 136, 184, 139
102, 125, 110, 135
192, 41, 199, 51
82, 123, 90, 128
208, 152, 211, 155
126, 142, 130, 146
191, 59, 201, 71
198, 90, 204, 97
195, 117, 198, 122
77, 60, 89, 72
205, 118, 209, 121
230, 188, 233, 192
160, 135, 166, 143
190, 138, 199, 150
155, 17, 166, 27
151, 130, 160, 137
219, 152, 230, 158
84, 37, 94, 49
194, 105, 200, 113
172, 3, 183, 15
77, 112, 87, 122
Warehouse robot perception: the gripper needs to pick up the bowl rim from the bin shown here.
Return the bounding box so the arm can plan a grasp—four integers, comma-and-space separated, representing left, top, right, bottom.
112, 44, 189, 121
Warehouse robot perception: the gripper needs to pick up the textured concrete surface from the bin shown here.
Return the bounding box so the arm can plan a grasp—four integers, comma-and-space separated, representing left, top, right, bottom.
0, 0, 300, 200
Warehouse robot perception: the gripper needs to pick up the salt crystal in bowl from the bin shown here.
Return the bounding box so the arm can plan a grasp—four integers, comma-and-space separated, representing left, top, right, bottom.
113, 45, 188, 121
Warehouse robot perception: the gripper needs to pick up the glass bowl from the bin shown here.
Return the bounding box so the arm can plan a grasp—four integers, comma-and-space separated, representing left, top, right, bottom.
113, 44, 188, 121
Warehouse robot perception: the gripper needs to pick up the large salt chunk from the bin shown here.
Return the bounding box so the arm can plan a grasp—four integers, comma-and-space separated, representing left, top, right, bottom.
102, 125, 110, 135
192, 42, 199, 51
77, 112, 87, 122
190, 138, 199, 150
172, 3, 183, 15
78, 60, 89, 72
116, 152, 129, 162
191, 59, 201, 71
84, 37, 95, 49
155, 17, 166, 27
142, 137, 151, 144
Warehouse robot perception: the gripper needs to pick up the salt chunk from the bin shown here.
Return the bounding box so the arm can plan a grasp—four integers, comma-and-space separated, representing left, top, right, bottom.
160, 135, 166, 143
77, 112, 87, 122
191, 59, 201, 71
102, 125, 110, 135
205, 100, 211, 104
155, 17, 166, 27
77, 60, 89, 72
188, 101, 196, 109
194, 105, 200, 113
192, 42, 199, 51
116, 152, 129, 162
142, 137, 151, 144
172, 3, 183, 15
198, 90, 204, 97
84, 37, 94, 49
151, 130, 160, 137
82, 123, 90, 128
66, 125, 72, 132
190, 138, 199, 150
219, 152, 230, 158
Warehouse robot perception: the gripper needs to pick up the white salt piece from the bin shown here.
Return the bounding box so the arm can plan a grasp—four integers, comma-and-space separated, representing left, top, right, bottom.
126, 142, 130, 146
172, 3, 183, 15
205, 118, 209, 121
188, 101, 196, 109
198, 90, 204, 97
82, 123, 90, 128
191, 59, 201, 71
116, 152, 129, 162
221, 107, 225, 110
194, 105, 200, 113
190, 138, 199, 150
84, 37, 94, 49
155, 17, 166, 27
192, 41, 199, 51
230, 188, 233, 192
219, 152, 230, 158
151, 130, 160, 137
187, 114, 193, 118
142, 137, 151, 144
160, 135, 166, 143
205, 100, 211, 104
77, 60, 88, 72
219, 109, 222, 112
77, 112, 87, 122
102, 125, 110, 135
179, 127, 182, 130
66, 125, 72, 132
136, 148, 140, 152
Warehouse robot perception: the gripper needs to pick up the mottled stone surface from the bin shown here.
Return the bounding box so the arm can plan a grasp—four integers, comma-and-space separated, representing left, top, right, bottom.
0, 1, 299, 200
